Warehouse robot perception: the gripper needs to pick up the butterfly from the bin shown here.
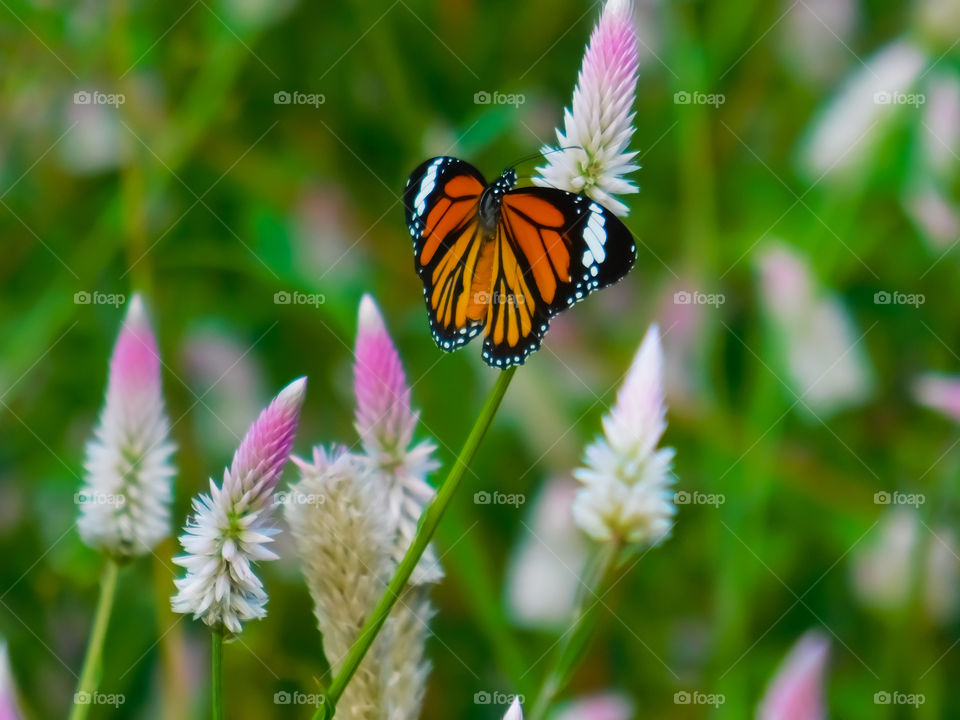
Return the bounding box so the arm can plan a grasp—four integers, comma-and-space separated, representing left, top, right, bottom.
403, 156, 637, 368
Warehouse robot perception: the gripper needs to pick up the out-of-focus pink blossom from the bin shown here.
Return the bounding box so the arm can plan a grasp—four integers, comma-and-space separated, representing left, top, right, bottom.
78, 294, 175, 558
503, 697, 524, 720
535, 0, 640, 216
756, 631, 830, 720
553, 692, 634, 720
573, 325, 675, 544
914, 373, 960, 423
0, 641, 21, 720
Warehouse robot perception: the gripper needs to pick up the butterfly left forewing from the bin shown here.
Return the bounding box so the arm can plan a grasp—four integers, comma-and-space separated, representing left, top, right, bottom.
404, 157, 489, 351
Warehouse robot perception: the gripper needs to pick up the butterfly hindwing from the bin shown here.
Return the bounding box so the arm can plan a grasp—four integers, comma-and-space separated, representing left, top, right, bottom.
404, 157, 488, 351
480, 187, 637, 367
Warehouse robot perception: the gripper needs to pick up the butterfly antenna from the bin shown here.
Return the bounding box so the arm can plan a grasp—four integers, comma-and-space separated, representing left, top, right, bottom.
507, 145, 583, 170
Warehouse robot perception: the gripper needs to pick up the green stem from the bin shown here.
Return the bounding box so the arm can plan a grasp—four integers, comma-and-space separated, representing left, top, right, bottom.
212, 629, 224, 720
528, 540, 623, 720
314, 367, 517, 719
69, 559, 120, 720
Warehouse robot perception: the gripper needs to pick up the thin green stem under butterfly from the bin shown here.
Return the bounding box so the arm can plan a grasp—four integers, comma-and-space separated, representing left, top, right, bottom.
314, 366, 517, 720
69, 559, 119, 720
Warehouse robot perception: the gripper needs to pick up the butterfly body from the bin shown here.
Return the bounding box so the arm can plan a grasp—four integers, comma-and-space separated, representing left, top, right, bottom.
404, 156, 636, 368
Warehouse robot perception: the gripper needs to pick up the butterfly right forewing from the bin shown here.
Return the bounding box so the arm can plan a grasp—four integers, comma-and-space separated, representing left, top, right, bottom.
404, 156, 489, 352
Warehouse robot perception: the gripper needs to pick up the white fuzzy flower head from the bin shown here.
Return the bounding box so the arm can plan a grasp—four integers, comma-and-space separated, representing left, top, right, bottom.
535, 0, 640, 216
172, 378, 306, 635
77, 294, 176, 558
573, 325, 675, 544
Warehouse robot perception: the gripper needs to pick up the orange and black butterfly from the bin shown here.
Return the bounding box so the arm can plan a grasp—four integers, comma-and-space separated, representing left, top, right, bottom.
404, 156, 636, 367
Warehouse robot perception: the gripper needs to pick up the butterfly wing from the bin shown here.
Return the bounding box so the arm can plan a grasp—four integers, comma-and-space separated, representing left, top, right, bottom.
480, 188, 636, 367
404, 157, 489, 351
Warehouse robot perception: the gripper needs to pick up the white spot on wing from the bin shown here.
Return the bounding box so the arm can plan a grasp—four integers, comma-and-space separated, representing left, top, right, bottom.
583, 203, 606, 264
414, 158, 442, 218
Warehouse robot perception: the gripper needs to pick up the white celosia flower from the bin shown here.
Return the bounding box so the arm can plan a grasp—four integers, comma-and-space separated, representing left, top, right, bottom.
172, 378, 306, 635
535, 0, 641, 216
573, 325, 675, 544
78, 294, 175, 558
354, 294, 441, 584
285, 446, 394, 720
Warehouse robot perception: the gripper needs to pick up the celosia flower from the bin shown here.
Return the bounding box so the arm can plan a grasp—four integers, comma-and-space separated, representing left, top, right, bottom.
77, 294, 175, 558
573, 325, 675, 544
756, 632, 830, 720
172, 377, 305, 634
503, 698, 523, 720
553, 692, 633, 720
285, 446, 393, 718
913, 372, 960, 423
0, 641, 22, 720
535, 0, 640, 216
756, 243, 873, 416
355, 294, 441, 584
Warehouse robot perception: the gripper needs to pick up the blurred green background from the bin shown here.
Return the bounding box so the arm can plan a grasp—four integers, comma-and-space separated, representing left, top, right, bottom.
2, 0, 960, 717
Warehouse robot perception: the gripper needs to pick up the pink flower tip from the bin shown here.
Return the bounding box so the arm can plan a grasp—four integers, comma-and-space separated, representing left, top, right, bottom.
914, 373, 960, 423
354, 294, 414, 453
109, 292, 160, 398
757, 631, 830, 720
503, 697, 523, 720
229, 377, 307, 494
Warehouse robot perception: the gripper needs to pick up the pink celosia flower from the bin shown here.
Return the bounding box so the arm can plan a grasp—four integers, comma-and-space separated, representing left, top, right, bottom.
77, 294, 175, 558
535, 0, 640, 216
756, 632, 830, 720
573, 325, 675, 544
172, 378, 306, 634
553, 692, 633, 720
354, 294, 441, 583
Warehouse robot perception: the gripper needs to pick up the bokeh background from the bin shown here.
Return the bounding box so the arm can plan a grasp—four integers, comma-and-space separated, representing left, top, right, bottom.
2, 0, 960, 717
